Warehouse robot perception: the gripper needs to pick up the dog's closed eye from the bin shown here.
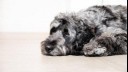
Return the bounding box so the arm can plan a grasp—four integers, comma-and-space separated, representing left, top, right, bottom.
50, 40, 57, 45
63, 28, 69, 36
45, 46, 54, 52
50, 27, 57, 35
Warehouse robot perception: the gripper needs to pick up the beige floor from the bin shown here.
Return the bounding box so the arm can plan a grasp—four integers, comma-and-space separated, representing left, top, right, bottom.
0, 32, 127, 72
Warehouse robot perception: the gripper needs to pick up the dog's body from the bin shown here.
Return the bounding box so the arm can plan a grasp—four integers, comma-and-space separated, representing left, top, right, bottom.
41, 5, 127, 56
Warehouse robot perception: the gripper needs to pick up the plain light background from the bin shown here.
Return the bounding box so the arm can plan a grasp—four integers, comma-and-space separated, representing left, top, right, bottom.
0, 0, 127, 32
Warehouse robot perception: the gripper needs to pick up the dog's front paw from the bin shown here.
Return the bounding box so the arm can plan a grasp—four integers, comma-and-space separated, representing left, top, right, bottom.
83, 46, 95, 55
83, 47, 107, 56
94, 47, 107, 55
83, 40, 107, 56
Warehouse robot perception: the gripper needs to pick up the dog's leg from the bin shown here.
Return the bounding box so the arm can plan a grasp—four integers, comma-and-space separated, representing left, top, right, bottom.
83, 37, 110, 56
114, 33, 127, 54
83, 33, 127, 56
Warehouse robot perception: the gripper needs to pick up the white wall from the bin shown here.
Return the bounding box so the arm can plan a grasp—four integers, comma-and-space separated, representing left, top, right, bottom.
0, 0, 70, 32
69, 0, 102, 12
70, 0, 127, 12
103, 0, 127, 5
0, 0, 127, 32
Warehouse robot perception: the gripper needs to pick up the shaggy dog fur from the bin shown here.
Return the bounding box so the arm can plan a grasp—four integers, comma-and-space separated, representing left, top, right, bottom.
41, 5, 127, 56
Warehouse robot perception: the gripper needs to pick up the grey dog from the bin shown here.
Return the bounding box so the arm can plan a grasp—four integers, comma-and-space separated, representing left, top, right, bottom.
41, 5, 127, 56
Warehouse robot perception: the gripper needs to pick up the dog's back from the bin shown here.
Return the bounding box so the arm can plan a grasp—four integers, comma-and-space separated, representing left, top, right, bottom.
78, 5, 127, 31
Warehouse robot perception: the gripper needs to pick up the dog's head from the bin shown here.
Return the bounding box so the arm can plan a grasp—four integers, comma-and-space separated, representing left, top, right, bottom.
41, 13, 95, 56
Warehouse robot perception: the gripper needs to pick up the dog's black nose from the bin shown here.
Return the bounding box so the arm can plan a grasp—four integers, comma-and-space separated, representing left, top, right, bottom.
45, 46, 54, 52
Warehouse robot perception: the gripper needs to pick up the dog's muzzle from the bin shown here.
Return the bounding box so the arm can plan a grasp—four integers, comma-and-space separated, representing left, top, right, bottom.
41, 31, 69, 56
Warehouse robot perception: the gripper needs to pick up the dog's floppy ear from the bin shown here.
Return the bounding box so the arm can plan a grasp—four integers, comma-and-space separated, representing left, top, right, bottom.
88, 23, 96, 36
80, 19, 96, 35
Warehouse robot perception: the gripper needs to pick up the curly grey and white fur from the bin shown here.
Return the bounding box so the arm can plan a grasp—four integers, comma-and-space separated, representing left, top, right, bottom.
41, 5, 127, 56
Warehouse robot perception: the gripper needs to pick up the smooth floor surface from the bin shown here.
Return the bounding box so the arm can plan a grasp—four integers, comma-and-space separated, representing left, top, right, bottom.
0, 32, 127, 72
